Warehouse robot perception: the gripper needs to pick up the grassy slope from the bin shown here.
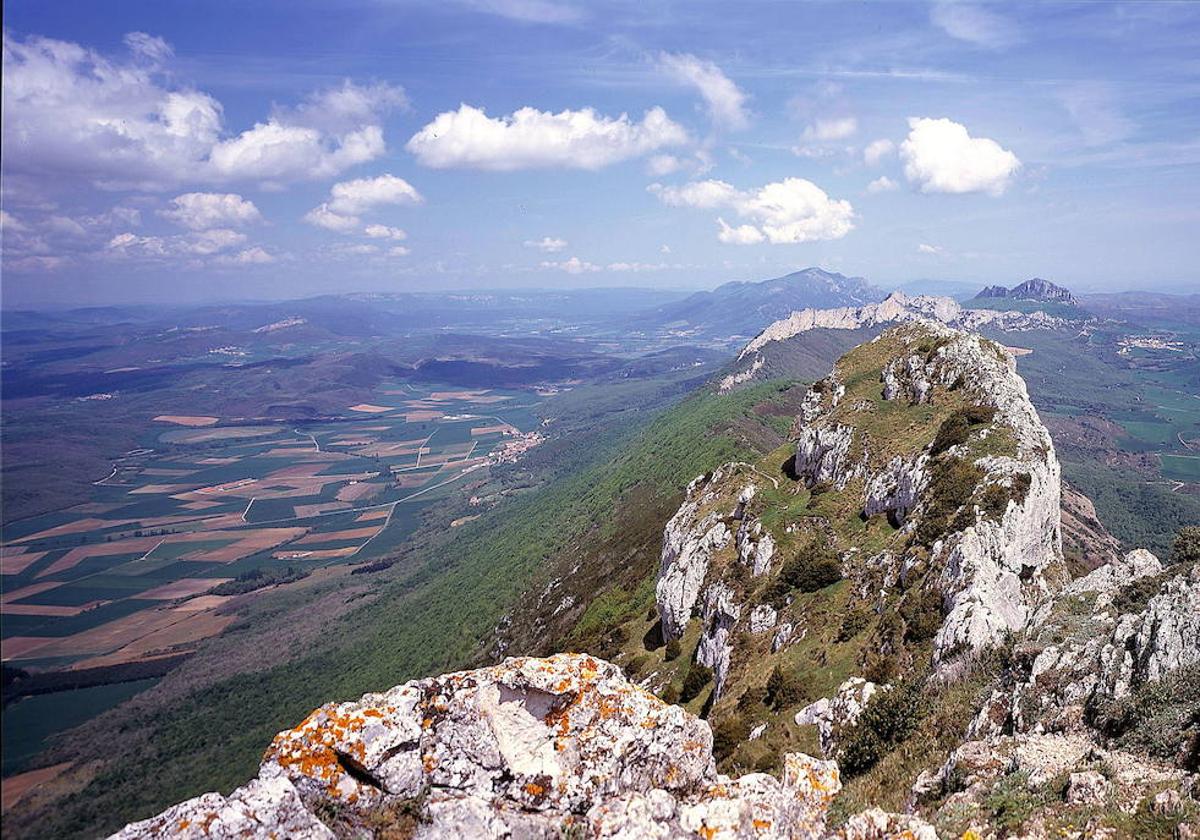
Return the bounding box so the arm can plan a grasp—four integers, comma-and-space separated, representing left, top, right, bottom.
10, 377, 789, 839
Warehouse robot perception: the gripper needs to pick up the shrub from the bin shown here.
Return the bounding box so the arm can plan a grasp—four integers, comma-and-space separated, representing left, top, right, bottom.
899, 589, 944, 644
737, 685, 767, 712
837, 607, 872, 642
979, 472, 1033, 520
1113, 574, 1164, 615
664, 639, 682, 661
930, 406, 997, 456
914, 457, 984, 546
765, 664, 810, 710
982, 771, 1041, 834
660, 684, 680, 704
1086, 664, 1200, 771
680, 663, 713, 702
838, 680, 926, 777
1171, 525, 1200, 564
767, 542, 843, 606
712, 714, 750, 761
624, 654, 650, 679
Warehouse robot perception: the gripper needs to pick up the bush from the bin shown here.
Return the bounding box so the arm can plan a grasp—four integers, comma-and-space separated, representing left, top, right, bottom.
664, 639, 682, 661
737, 685, 767, 712
766, 542, 843, 606
899, 588, 943, 644
1113, 574, 1164, 615
837, 607, 872, 642
765, 664, 810, 710
982, 771, 1041, 834
660, 684, 680, 704
680, 663, 713, 702
979, 472, 1033, 519
930, 406, 996, 456
712, 714, 750, 761
837, 680, 926, 777
624, 654, 650, 679
914, 456, 984, 546
1172, 526, 1200, 564
1086, 664, 1200, 771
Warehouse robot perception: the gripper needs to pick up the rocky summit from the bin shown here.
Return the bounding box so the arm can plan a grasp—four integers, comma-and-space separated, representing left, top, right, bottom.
108, 323, 1199, 839
112, 653, 864, 840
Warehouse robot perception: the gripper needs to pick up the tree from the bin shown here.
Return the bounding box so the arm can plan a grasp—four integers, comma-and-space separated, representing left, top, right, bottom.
1171, 526, 1200, 565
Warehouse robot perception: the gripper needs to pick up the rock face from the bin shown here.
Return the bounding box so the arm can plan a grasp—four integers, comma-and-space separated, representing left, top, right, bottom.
721, 291, 1076, 393
795, 678, 886, 758
111, 654, 850, 840
793, 324, 1064, 668
974, 277, 1077, 305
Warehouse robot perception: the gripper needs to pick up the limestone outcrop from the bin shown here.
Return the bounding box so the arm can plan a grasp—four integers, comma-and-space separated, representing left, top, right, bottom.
112, 654, 858, 840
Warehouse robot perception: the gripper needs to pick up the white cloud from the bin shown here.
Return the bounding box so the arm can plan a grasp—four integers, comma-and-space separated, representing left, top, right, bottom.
160, 193, 262, 230
917, 243, 944, 255
388, 245, 411, 257
867, 176, 899, 193
863, 138, 896, 166
2, 32, 404, 189
804, 116, 857, 142
660, 244, 671, 254
406, 104, 687, 170
1, 210, 30, 233
365, 224, 408, 240
524, 236, 567, 252
651, 178, 855, 245
646, 154, 684, 177
606, 261, 673, 272
931, 1, 1019, 49
458, 0, 585, 24
658, 53, 750, 130
327, 174, 422, 215
123, 32, 173, 63
218, 246, 276, 265
717, 218, 766, 245
540, 256, 600, 274
106, 228, 246, 258
303, 204, 361, 232
304, 174, 422, 233
900, 117, 1020, 195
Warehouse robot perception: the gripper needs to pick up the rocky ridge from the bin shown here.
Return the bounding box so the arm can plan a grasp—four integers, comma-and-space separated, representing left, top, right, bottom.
720, 291, 1077, 393
112, 653, 907, 840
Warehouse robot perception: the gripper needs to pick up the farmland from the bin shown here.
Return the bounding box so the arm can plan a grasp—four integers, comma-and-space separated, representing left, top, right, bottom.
0, 381, 547, 768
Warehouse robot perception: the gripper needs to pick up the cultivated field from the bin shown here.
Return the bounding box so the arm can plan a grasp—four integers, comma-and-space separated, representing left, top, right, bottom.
1, 382, 543, 673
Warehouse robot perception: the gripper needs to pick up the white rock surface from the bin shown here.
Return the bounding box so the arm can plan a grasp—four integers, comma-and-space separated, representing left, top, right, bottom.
111, 655, 851, 840
656, 473, 733, 641
795, 678, 885, 757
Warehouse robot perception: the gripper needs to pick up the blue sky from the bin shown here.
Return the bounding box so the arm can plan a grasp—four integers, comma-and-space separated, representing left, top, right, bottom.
2, 0, 1198, 306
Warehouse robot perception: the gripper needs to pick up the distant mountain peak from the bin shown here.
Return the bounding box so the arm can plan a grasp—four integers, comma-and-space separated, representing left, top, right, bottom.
974, 277, 1077, 304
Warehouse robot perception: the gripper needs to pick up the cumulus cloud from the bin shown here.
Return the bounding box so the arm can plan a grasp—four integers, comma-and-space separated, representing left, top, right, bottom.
106, 228, 247, 258
217, 246, 276, 265
658, 53, 750, 130
524, 236, 567, 252
406, 104, 687, 170
327, 174, 422, 215
900, 117, 1020, 195
717, 218, 766, 244
160, 193, 262, 230
606, 261, 674, 272
931, 1, 1019, 49
304, 174, 423, 233
540, 256, 600, 274
803, 116, 857, 142
650, 178, 855, 245
646, 154, 684, 177
364, 224, 408, 240
863, 138, 896, 166
867, 176, 899, 193
2, 32, 404, 189
304, 204, 362, 232
917, 243, 944, 255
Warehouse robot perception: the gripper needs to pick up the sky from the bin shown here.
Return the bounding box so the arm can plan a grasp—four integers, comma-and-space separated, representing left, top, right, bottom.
2, 0, 1199, 307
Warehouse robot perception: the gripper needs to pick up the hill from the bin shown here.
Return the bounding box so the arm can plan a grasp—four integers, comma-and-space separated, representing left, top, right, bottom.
637, 268, 884, 342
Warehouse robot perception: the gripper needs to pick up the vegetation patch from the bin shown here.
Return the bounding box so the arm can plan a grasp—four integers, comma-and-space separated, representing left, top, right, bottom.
914, 456, 985, 546
930, 405, 997, 456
